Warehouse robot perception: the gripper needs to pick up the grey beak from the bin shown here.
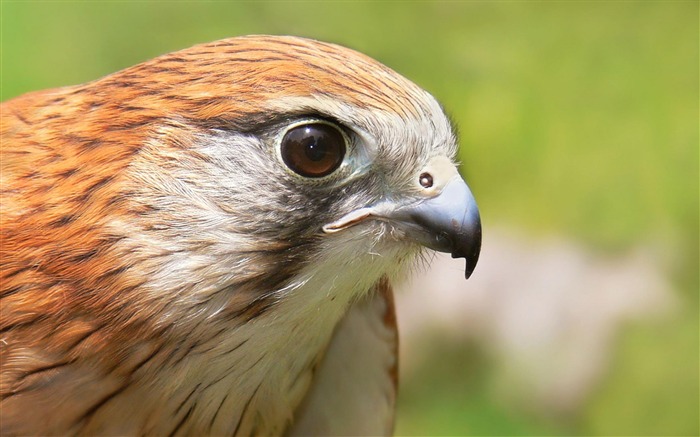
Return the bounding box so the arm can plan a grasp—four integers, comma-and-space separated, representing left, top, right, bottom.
323, 170, 482, 279
391, 177, 482, 278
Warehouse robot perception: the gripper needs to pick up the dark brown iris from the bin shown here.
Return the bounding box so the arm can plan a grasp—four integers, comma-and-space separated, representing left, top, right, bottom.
281, 123, 346, 178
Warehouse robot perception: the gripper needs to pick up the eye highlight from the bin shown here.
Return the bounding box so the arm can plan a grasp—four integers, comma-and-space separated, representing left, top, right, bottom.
280, 122, 346, 178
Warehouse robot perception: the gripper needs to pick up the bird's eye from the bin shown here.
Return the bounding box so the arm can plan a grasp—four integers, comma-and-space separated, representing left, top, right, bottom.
280, 122, 346, 178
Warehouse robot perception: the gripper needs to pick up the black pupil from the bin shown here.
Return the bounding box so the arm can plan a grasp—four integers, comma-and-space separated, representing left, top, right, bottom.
281, 123, 346, 178
305, 135, 328, 161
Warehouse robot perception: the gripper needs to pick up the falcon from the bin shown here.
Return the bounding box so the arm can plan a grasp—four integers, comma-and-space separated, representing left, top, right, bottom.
0, 35, 481, 436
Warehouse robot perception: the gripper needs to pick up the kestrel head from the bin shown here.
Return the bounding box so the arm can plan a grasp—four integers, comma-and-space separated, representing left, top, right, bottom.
110, 35, 481, 290
1, 35, 481, 436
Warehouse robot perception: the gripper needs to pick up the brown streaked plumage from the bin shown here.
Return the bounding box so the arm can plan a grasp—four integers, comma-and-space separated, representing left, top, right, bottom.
1, 35, 480, 435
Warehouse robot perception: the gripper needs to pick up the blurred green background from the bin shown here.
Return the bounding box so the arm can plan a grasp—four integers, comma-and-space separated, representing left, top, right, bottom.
2, 1, 697, 435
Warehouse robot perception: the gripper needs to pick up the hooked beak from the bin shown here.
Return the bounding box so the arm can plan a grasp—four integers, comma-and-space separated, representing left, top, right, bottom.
389, 176, 481, 278
323, 157, 482, 279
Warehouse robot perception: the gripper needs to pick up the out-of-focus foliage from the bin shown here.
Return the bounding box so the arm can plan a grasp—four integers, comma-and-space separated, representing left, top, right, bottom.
2, 1, 697, 435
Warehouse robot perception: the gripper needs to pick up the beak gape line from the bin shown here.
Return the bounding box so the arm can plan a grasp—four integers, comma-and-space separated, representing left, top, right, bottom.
323, 163, 482, 279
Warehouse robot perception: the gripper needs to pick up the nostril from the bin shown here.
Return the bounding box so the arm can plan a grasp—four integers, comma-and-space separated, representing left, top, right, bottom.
419, 172, 433, 188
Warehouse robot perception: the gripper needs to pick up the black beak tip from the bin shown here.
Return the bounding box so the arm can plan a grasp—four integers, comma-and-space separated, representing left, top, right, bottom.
451, 224, 482, 280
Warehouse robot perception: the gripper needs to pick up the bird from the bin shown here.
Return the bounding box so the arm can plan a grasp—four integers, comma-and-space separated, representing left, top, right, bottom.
0, 35, 481, 436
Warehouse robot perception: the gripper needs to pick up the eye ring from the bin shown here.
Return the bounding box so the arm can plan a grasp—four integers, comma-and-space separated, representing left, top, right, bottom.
279, 120, 347, 178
